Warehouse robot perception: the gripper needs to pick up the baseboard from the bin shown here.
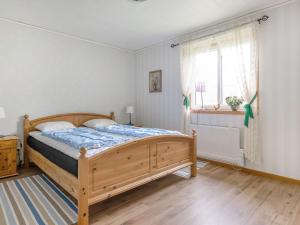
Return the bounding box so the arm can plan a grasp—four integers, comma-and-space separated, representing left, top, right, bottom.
198, 157, 300, 185
197, 152, 243, 166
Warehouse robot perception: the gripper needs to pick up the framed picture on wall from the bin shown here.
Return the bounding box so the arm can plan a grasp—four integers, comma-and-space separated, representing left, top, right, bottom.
149, 70, 162, 93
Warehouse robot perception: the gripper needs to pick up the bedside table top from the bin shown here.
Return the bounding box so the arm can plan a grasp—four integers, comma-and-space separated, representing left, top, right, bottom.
0, 136, 18, 141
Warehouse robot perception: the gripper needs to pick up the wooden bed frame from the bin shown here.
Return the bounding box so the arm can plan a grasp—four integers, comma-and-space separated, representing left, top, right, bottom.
23, 112, 197, 225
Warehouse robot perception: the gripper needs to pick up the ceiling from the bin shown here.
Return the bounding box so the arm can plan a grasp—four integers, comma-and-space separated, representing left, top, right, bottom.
0, 0, 291, 51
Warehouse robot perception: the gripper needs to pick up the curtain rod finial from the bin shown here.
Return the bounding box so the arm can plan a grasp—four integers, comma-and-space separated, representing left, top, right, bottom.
171, 43, 180, 48
258, 15, 269, 24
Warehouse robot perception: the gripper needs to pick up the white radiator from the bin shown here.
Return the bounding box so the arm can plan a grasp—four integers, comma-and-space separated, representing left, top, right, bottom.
189, 124, 244, 166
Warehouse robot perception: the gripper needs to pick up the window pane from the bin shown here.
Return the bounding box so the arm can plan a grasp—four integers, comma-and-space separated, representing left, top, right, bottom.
221, 44, 250, 105
194, 50, 218, 107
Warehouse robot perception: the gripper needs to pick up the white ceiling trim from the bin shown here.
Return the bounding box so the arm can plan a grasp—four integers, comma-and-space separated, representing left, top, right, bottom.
135, 0, 299, 53
0, 16, 134, 54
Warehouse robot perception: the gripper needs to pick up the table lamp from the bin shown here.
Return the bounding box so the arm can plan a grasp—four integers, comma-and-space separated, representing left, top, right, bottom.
195, 82, 206, 109
0, 107, 6, 138
126, 106, 134, 125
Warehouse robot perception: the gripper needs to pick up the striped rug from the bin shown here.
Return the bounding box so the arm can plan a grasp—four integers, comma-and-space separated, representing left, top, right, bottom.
173, 160, 208, 178
0, 174, 77, 225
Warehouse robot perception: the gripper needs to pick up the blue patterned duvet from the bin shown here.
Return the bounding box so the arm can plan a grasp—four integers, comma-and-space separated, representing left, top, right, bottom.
41, 127, 134, 150
41, 125, 181, 151
95, 124, 181, 138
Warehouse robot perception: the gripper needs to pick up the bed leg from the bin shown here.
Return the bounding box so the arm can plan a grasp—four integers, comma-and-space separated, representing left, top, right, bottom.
23, 115, 30, 169
24, 149, 30, 169
78, 148, 89, 225
78, 197, 88, 225
191, 129, 197, 177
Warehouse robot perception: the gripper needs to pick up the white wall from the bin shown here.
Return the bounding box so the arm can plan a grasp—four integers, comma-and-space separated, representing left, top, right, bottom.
255, 1, 300, 179
136, 41, 182, 131
135, 1, 300, 179
0, 20, 136, 138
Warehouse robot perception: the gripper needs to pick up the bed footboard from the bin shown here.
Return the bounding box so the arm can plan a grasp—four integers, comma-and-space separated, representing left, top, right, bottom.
76, 131, 197, 224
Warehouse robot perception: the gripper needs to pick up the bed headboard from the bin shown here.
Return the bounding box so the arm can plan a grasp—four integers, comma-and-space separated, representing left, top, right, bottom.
24, 112, 115, 134
23, 112, 115, 167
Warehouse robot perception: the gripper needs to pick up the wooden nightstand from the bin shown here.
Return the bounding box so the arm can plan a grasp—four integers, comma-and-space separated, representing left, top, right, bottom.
0, 136, 18, 178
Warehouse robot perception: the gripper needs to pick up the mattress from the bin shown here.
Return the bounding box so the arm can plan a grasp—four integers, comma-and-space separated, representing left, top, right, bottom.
29, 131, 119, 159
27, 135, 78, 176
28, 130, 136, 177
28, 130, 116, 177
27, 130, 137, 177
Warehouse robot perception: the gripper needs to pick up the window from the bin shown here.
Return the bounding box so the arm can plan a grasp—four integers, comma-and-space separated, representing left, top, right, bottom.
193, 42, 250, 110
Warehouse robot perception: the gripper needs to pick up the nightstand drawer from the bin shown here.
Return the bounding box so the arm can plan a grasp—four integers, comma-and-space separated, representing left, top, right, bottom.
0, 140, 17, 150
0, 149, 16, 177
0, 158, 9, 171
0, 148, 14, 158
0, 136, 18, 178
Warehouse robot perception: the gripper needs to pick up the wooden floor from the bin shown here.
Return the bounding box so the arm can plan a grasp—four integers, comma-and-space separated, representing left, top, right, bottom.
2, 163, 300, 225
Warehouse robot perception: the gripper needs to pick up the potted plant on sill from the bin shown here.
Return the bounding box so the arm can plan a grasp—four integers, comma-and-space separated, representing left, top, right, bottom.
225, 96, 244, 111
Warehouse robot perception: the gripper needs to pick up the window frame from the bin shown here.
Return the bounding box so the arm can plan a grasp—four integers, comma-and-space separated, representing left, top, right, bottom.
191, 43, 244, 113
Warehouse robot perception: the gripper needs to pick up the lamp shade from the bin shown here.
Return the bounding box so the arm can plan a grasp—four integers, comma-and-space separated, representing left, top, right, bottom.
195, 81, 206, 93
126, 106, 134, 114
0, 107, 5, 119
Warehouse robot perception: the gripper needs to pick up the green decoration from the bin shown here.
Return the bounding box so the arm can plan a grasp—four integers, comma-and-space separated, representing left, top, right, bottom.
244, 93, 257, 127
183, 95, 190, 110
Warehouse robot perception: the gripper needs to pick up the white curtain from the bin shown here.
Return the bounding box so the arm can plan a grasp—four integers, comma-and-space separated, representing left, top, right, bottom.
232, 23, 260, 162
180, 38, 213, 133
180, 23, 260, 162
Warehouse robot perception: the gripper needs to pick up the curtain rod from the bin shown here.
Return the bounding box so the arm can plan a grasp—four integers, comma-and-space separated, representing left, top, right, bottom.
170, 15, 269, 48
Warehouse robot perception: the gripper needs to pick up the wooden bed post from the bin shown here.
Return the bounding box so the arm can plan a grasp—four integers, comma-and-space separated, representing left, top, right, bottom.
191, 129, 197, 177
78, 147, 89, 225
110, 112, 115, 121
23, 115, 30, 168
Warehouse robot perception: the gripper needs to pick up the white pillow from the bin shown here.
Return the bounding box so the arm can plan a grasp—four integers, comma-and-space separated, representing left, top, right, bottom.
83, 119, 116, 128
35, 121, 75, 132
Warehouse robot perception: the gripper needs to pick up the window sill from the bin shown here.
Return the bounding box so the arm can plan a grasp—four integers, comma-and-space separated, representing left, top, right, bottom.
191, 109, 244, 115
